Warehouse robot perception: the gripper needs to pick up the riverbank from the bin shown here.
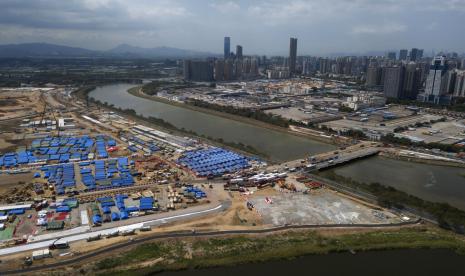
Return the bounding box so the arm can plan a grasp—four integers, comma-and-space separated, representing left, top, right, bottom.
73, 86, 271, 161
129, 85, 465, 167
128, 86, 337, 145
380, 151, 465, 168
315, 169, 465, 231
88, 227, 465, 275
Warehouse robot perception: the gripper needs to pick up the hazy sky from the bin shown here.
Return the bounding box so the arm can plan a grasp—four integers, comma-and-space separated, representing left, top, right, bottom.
0, 0, 464, 55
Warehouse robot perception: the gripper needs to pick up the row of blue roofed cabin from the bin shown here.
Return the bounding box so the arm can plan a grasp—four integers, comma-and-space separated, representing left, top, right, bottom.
184, 186, 207, 199
92, 214, 102, 225
111, 212, 120, 221
177, 148, 250, 177
93, 194, 134, 222
95, 138, 108, 159
40, 164, 76, 195
116, 194, 127, 211
78, 158, 134, 192
98, 197, 116, 211
0, 135, 119, 169
139, 197, 154, 211
0, 151, 37, 167
8, 209, 25, 215
102, 206, 111, 214
1, 153, 18, 168
120, 211, 129, 220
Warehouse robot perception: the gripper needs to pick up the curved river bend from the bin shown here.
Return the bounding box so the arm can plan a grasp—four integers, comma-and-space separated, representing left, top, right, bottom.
89, 83, 335, 162
89, 84, 465, 210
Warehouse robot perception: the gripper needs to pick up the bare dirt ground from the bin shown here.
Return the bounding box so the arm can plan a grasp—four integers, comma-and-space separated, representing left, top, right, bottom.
0, 173, 33, 193
0, 90, 42, 120
251, 188, 401, 226
0, 138, 14, 152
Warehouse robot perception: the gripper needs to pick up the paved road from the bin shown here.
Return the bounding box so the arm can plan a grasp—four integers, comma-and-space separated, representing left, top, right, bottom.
0, 201, 229, 257
0, 218, 421, 275
268, 144, 379, 172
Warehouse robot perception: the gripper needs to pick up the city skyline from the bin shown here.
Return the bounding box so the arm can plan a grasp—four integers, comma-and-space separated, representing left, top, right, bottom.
0, 0, 464, 56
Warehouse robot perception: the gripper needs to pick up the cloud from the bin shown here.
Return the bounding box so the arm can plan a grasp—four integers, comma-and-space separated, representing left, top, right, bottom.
426, 21, 439, 31
0, 0, 463, 54
210, 1, 240, 13
0, 0, 189, 31
351, 23, 407, 35
247, 1, 321, 24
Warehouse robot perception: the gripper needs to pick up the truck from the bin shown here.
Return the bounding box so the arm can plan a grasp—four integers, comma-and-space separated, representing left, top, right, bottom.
49, 240, 69, 250
32, 249, 52, 260
106, 230, 119, 238
86, 234, 102, 242
121, 229, 136, 236
229, 178, 244, 184
140, 226, 152, 232
305, 164, 316, 170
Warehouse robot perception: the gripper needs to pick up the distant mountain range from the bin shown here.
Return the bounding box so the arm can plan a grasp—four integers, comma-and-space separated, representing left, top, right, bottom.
0, 43, 217, 58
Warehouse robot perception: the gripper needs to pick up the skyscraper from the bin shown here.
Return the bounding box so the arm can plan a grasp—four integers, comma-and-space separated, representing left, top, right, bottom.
183, 60, 214, 81
223, 59, 235, 80
425, 56, 447, 96
387, 52, 396, 60
319, 58, 330, 74
383, 66, 405, 99
454, 70, 465, 97
443, 69, 457, 95
399, 49, 408, 61
224, 37, 230, 59
289, 37, 297, 75
403, 63, 421, 99
183, 60, 191, 80
418, 49, 424, 60
417, 56, 453, 104
214, 59, 224, 81
410, 48, 420, 61
366, 66, 383, 87
236, 45, 243, 59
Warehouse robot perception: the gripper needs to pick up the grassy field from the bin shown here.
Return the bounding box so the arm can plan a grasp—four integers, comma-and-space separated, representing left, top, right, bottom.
90, 227, 465, 275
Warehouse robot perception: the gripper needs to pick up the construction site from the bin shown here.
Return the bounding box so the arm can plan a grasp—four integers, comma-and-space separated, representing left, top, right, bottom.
0, 86, 420, 273
0, 87, 238, 244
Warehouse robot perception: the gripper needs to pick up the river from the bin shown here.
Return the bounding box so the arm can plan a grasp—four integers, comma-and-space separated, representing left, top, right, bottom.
89, 84, 465, 210
321, 156, 465, 210
88, 83, 335, 162
156, 249, 464, 276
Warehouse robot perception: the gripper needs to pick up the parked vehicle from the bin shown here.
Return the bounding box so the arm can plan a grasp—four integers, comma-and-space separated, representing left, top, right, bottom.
86, 234, 101, 242
49, 240, 69, 250
140, 226, 152, 232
